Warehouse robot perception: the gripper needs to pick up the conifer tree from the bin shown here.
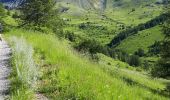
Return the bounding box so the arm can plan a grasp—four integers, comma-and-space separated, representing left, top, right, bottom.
20, 0, 56, 27
20, 0, 63, 36
152, 4, 170, 77
158, 8, 170, 77
0, 3, 5, 19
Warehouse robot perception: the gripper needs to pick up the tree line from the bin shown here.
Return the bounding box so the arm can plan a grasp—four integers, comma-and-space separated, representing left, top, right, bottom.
151, 6, 170, 78
75, 39, 141, 67
108, 13, 168, 47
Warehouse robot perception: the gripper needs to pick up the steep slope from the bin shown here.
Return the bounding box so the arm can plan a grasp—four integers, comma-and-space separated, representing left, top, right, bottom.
108, 12, 167, 47
0, 0, 166, 10
0, 0, 107, 10
117, 25, 164, 54
56, 0, 107, 10
56, 0, 167, 11
5, 28, 170, 100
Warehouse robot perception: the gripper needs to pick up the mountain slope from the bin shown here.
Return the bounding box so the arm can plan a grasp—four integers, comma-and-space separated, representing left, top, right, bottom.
0, 0, 25, 8
117, 25, 164, 54
56, 0, 167, 11
5, 28, 170, 100
56, 0, 107, 10
1, 0, 166, 10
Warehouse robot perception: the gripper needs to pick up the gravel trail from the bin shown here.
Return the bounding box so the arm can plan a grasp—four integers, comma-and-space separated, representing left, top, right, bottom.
0, 38, 11, 100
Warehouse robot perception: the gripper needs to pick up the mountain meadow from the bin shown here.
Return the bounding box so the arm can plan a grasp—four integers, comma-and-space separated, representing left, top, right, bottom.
0, 0, 170, 100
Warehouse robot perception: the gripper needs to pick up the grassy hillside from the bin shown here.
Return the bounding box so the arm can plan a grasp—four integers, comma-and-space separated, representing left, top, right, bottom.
5, 29, 170, 100
117, 25, 164, 54
58, 0, 164, 44
1, 1, 169, 99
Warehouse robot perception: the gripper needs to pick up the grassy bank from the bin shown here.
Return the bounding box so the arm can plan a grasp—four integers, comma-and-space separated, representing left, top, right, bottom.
5, 28, 169, 100
8, 36, 38, 100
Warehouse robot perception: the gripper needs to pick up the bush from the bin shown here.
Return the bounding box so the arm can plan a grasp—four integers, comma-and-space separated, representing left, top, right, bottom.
128, 55, 140, 66
65, 31, 76, 42
151, 59, 170, 78
148, 41, 161, 55
75, 39, 109, 55
12, 12, 20, 19
135, 48, 145, 57
151, 8, 170, 78
0, 3, 6, 18
0, 21, 10, 32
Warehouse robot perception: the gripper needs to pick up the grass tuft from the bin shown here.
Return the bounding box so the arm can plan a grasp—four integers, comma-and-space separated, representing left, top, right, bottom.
9, 36, 39, 100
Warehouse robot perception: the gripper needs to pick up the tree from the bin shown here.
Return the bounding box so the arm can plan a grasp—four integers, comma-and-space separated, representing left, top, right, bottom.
20, 0, 54, 26
135, 48, 145, 57
65, 31, 76, 42
20, 0, 63, 36
75, 39, 109, 55
0, 3, 6, 19
0, 3, 6, 33
152, 5, 170, 78
148, 41, 161, 55
128, 55, 140, 66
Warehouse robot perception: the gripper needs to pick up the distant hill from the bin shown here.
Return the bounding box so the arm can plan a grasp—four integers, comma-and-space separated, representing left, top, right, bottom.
0, 0, 168, 9
0, 0, 25, 8
55, 0, 168, 10
56, 0, 107, 11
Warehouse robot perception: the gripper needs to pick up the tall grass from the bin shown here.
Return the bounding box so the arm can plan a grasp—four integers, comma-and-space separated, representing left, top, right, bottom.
9, 36, 39, 100
5, 29, 170, 100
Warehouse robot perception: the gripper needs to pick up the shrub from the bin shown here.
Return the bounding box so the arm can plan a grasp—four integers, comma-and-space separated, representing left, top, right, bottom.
135, 48, 145, 57
65, 31, 76, 42
75, 39, 109, 55
0, 3, 6, 18
151, 6, 170, 78
148, 41, 161, 55
128, 55, 140, 66
12, 12, 20, 19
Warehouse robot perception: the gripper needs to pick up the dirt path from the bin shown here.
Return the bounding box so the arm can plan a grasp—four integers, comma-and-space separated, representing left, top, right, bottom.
0, 38, 11, 100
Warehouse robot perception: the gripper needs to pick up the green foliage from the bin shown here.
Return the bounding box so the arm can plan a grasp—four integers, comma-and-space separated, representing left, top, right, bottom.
75, 39, 109, 55
128, 55, 141, 66
106, 48, 142, 67
0, 3, 5, 19
20, 0, 54, 26
5, 29, 169, 100
135, 48, 145, 57
9, 37, 38, 100
109, 13, 168, 47
7, 10, 10, 16
0, 3, 6, 32
75, 39, 142, 67
12, 11, 20, 19
148, 41, 162, 55
65, 31, 76, 42
3, 0, 170, 99
117, 25, 164, 54
152, 5, 170, 78
20, 0, 63, 36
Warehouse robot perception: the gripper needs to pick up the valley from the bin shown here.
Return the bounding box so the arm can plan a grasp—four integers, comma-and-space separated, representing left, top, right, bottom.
0, 0, 170, 100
